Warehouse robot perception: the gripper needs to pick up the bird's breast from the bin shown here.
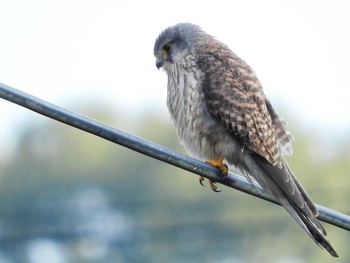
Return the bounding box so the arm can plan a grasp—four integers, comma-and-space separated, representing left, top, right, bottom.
166, 63, 237, 161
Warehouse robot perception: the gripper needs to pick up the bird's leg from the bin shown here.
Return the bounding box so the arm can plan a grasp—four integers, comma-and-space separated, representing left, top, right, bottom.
198, 157, 228, 192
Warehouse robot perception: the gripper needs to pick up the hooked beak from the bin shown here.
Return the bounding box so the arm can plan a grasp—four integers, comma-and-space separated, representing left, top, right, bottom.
156, 59, 164, 70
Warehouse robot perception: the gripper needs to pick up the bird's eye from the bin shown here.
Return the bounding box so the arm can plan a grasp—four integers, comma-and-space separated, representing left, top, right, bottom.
162, 44, 172, 53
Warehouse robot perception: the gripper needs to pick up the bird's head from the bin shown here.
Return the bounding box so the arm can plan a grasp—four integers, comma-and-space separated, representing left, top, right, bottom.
154, 23, 207, 71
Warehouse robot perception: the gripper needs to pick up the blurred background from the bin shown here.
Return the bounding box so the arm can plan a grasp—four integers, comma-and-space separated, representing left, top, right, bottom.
0, 0, 350, 262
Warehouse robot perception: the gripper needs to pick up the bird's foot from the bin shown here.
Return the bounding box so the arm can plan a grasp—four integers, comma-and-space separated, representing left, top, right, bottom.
206, 158, 228, 175
198, 158, 228, 192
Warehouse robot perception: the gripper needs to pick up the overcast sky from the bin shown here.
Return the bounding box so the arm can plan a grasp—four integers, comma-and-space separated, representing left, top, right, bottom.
1, 0, 350, 156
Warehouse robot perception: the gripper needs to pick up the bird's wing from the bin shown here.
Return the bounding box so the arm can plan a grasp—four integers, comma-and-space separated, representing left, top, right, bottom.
197, 44, 339, 257
197, 45, 292, 168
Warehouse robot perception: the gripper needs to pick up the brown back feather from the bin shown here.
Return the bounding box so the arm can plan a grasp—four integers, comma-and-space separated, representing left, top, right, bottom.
197, 40, 284, 167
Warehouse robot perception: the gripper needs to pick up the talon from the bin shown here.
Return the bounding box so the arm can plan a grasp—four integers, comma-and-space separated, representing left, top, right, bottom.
198, 176, 221, 192
206, 157, 228, 175
199, 176, 205, 187
209, 180, 221, 192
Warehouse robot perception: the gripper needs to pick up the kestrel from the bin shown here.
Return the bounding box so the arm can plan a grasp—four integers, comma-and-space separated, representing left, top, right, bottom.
154, 23, 338, 257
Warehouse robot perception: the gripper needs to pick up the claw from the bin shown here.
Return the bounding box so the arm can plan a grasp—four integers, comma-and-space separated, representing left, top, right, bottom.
198, 176, 221, 192
209, 180, 221, 192
199, 176, 205, 187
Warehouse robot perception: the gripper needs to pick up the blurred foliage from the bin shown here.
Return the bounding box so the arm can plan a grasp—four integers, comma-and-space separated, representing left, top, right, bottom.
0, 103, 349, 263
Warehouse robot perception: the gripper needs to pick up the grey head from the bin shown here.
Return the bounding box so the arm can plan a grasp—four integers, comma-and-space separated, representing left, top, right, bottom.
154, 23, 209, 70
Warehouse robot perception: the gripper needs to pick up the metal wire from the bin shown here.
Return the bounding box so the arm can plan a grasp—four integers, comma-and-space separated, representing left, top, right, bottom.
0, 82, 349, 231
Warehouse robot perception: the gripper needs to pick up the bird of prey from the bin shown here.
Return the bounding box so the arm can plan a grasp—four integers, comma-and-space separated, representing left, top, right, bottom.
154, 23, 338, 257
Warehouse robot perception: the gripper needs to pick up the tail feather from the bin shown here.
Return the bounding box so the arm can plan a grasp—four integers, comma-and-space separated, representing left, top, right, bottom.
245, 153, 338, 257
284, 161, 319, 217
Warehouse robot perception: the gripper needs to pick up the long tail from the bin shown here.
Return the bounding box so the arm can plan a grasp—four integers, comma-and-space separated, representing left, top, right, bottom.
245, 153, 339, 257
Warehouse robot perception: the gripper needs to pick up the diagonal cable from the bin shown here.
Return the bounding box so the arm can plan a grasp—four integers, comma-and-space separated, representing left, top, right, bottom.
0, 82, 349, 231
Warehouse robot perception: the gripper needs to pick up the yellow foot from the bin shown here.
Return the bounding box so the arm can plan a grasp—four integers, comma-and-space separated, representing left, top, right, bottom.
199, 158, 228, 192
206, 158, 228, 175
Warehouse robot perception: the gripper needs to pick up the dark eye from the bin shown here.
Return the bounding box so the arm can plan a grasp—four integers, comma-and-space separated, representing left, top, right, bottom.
162, 44, 171, 53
